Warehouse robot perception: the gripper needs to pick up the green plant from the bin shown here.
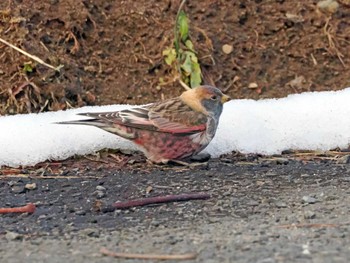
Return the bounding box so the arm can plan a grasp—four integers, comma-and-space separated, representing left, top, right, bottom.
23, 62, 34, 73
162, 8, 202, 88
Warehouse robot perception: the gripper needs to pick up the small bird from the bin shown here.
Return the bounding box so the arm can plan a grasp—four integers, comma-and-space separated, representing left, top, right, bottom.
59, 85, 230, 164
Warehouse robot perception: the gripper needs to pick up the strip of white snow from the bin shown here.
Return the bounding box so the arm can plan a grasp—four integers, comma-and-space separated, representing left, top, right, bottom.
1, 88, 350, 167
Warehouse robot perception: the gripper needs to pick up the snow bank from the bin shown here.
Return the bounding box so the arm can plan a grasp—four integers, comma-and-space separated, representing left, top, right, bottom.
1, 88, 350, 167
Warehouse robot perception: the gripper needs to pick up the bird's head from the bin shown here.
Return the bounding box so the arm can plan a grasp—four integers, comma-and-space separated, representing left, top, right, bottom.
180, 85, 231, 117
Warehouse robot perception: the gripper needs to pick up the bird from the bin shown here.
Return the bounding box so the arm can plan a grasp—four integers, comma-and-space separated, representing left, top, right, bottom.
59, 85, 231, 164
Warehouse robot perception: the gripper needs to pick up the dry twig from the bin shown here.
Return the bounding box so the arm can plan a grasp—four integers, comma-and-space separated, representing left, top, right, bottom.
323, 18, 346, 67
0, 203, 36, 214
100, 247, 197, 260
0, 37, 63, 71
112, 192, 210, 210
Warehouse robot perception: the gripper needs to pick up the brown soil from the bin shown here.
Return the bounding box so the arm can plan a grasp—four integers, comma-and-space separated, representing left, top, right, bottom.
1, 0, 350, 115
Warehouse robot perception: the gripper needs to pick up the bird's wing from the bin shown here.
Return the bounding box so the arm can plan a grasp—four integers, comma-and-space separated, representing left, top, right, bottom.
79, 99, 207, 135
148, 98, 207, 134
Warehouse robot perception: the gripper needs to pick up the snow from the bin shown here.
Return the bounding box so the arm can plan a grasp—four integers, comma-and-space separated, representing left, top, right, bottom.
1, 88, 350, 167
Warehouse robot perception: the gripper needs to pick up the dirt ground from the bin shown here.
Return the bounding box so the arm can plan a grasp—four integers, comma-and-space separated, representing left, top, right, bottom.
1, 0, 350, 114
1, 0, 350, 262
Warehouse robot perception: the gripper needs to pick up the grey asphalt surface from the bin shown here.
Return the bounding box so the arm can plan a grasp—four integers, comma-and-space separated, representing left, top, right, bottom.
1, 154, 350, 263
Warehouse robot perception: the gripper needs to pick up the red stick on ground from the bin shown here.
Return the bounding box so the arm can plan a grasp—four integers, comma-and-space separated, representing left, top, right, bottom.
0, 203, 36, 214
113, 193, 210, 210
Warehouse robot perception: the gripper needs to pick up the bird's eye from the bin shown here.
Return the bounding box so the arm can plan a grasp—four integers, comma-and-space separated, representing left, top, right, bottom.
211, 95, 217, 100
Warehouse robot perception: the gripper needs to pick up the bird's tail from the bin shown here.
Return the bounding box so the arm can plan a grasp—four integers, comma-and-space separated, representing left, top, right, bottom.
55, 118, 106, 128
55, 116, 136, 140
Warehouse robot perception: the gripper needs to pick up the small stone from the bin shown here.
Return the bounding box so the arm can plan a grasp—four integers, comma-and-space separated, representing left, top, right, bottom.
11, 184, 25, 194
302, 196, 317, 204
304, 210, 316, 219
275, 201, 287, 208
317, 0, 339, 15
5, 231, 23, 241
151, 220, 161, 227
285, 13, 304, 23
96, 185, 106, 191
248, 82, 258, 89
79, 228, 100, 238
37, 215, 47, 220
222, 190, 232, 197
302, 244, 311, 255
25, 183, 37, 190
190, 153, 211, 162
92, 190, 106, 199
222, 44, 233, 54
75, 210, 86, 215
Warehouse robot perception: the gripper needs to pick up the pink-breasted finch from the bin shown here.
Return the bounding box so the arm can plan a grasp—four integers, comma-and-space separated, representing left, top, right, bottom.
59, 85, 230, 164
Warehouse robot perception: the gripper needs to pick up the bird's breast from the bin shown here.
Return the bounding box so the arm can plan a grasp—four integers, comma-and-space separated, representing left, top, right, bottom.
190, 117, 218, 146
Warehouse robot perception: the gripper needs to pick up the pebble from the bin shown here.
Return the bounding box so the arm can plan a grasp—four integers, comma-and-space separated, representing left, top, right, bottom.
151, 220, 161, 227
96, 185, 106, 191
11, 184, 25, 194
25, 183, 37, 190
75, 210, 86, 216
92, 190, 106, 199
79, 228, 100, 238
302, 196, 317, 204
248, 82, 258, 89
222, 44, 233, 54
317, 0, 339, 15
5, 231, 23, 241
275, 201, 287, 208
191, 153, 211, 162
304, 210, 316, 219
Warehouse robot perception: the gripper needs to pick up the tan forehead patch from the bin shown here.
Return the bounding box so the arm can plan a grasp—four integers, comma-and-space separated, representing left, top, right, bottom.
180, 88, 208, 114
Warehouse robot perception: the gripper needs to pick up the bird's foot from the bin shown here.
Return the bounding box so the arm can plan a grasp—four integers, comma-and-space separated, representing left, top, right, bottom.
190, 153, 211, 162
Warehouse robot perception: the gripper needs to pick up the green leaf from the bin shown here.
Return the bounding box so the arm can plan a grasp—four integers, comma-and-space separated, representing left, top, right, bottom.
189, 52, 198, 63
23, 63, 33, 73
185, 40, 194, 51
178, 10, 189, 42
180, 55, 192, 75
162, 48, 177, 65
190, 62, 202, 88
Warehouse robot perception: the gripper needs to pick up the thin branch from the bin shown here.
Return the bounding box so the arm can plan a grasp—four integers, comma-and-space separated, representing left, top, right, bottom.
100, 247, 197, 260
179, 79, 191, 90
0, 203, 36, 214
112, 192, 210, 210
0, 37, 64, 71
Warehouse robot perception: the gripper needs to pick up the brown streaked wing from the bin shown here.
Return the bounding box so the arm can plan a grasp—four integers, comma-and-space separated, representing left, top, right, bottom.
148, 97, 208, 133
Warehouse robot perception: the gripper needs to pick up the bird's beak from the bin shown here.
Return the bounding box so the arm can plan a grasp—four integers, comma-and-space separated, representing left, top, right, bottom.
221, 94, 231, 104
